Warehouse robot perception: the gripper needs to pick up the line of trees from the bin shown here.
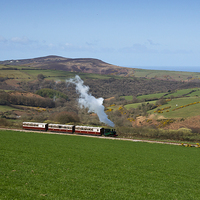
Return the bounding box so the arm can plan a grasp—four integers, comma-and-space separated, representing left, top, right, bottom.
36, 88, 68, 100
0, 91, 55, 108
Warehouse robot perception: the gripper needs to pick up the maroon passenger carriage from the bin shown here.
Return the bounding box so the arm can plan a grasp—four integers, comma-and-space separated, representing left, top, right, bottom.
22, 122, 116, 136
23, 122, 48, 131
48, 124, 75, 133
74, 126, 104, 136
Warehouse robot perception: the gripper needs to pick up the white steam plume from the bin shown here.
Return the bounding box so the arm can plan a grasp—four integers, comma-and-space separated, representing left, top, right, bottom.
66, 75, 115, 127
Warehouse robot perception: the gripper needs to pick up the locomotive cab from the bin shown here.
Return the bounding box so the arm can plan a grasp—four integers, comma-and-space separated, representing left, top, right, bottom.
104, 128, 117, 137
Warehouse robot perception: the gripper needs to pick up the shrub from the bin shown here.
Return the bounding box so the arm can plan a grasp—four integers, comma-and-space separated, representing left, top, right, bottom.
37, 74, 45, 80
116, 126, 200, 142
36, 88, 68, 100
0, 118, 13, 127
156, 98, 167, 106
53, 111, 80, 124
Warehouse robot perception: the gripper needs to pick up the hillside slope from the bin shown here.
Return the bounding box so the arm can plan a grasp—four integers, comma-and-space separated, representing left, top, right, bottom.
0, 55, 134, 76
1, 55, 200, 81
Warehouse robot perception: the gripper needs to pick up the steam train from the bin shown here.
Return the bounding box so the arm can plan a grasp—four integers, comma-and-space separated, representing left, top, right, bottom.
22, 122, 117, 137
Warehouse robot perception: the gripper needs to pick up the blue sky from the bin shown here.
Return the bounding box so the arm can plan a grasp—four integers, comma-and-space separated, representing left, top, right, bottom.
0, 0, 200, 72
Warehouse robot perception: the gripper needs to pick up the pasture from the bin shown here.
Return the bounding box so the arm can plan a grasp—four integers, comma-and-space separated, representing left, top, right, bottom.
120, 95, 133, 101
136, 88, 200, 100
124, 101, 157, 110
150, 97, 200, 118
0, 68, 117, 82
136, 93, 167, 100
164, 88, 200, 98
1, 130, 200, 199
134, 69, 200, 81
0, 105, 20, 112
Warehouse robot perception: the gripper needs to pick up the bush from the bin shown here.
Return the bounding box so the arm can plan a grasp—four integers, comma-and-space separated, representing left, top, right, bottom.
0, 118, 13, 127
36, 88, 68, 100
156, 98, 167, 106
52, 111, 80, 124
37, 74, 45, 80
116, 126, 200, 142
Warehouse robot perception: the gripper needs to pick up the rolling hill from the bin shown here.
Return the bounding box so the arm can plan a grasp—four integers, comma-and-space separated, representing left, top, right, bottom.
1, 55, 200, 81
0, 55, 134, 76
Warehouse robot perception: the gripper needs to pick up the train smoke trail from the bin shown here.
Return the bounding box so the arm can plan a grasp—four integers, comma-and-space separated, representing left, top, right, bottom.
66, 75, 115, 127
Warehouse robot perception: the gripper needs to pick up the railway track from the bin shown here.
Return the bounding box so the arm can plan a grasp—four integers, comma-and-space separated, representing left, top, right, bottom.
0, 127, 189, 146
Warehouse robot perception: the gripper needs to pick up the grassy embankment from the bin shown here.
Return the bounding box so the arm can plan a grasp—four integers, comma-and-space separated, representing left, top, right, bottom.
1, 130, 200, 199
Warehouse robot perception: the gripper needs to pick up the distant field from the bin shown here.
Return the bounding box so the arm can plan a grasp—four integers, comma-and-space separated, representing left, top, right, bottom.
149, 97, 200, 118
0, 105, 20, 112
136, 88, 200, 100
0, 64, 34, 70
0, 89, 13, 92
1, 64, 200, 82
134, 69, 200, 81
0, 70, 31, 80
137, 92, 167, 100
125, 101, 157, 110
1, 130, 200, 199
0, 68, 118, 82
122, 93, 167, 101
188, 89, 200, 97
120, 95, 133, 100
164, 88, 200, 98
118, 90, 200, 119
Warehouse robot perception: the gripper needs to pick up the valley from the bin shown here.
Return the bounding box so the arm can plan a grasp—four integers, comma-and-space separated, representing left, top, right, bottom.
1, 56, 200, 142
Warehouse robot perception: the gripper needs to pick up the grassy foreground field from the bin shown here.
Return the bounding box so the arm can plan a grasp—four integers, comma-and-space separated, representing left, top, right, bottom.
1, 130, 200, 199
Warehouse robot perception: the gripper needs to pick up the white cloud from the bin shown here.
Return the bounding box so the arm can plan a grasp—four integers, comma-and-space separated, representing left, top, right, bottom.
119, 40, 192, 55
85, 40, 99, 46
119, 43, 157, 54
0, 36, 7, 42
11, 36, 30, 44
147, 39, 160, 46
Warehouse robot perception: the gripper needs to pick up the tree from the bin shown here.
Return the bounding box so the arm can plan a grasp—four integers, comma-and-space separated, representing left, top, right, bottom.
37, 74, 45, 80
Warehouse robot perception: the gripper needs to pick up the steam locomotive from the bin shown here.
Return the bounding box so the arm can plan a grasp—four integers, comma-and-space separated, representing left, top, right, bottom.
22, 122, 117, 137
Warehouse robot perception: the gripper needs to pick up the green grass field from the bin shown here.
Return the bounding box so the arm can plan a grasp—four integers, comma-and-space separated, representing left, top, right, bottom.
0, 68, 118, 82
188, 89, 200, 97
164, 88, 200, 98
0, 70, 31, 80
0, 105, 20, 112
136, 88, 200, 100
1, 130, 200, 199
137, 93, 167, 100
134, 69, 200, 81
124, 101, 157, 110
149, 97, 200, 118
120, 95, 133, 100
